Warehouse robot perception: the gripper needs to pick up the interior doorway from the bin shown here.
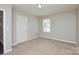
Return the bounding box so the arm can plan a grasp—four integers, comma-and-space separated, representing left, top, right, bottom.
0, 11, 3, 54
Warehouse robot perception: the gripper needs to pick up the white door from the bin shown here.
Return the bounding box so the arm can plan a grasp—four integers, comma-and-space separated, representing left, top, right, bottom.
16, 15, 28, 43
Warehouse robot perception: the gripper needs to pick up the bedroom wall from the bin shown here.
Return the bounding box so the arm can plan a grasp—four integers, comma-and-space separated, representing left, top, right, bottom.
76, 8, 79, 45
12, 9, 39, 46
39, 11, 76, 44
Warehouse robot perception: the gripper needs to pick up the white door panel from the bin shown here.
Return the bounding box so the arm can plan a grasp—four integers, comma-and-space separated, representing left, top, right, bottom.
16, 15, 28, 43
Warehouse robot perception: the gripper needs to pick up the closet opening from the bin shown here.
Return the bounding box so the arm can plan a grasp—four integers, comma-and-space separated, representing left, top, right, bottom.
0, 11, 3, 54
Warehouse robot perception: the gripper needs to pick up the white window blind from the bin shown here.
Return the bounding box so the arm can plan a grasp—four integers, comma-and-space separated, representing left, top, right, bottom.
43, 18, 50, 33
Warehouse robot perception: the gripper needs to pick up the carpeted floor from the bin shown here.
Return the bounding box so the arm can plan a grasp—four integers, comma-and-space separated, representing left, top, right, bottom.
5, 37, 79, 55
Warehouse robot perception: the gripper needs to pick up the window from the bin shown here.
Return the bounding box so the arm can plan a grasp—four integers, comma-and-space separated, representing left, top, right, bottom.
43, 18, 50, 33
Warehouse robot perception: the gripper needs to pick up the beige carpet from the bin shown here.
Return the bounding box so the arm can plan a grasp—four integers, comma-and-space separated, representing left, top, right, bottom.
5, 37, 79, 55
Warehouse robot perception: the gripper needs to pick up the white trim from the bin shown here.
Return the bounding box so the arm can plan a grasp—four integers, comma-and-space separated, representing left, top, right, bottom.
4, 48, 12, 54
13, 35, 39, 46
39, 35, 76, 44
12, 42, 18, 46
13, 35, 76, 46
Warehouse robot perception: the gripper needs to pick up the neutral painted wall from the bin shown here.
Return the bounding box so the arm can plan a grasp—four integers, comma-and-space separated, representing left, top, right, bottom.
39, 11, 76, 43
12, 10, 39, 45
0, 5, 12, 53
77, 8, 79, 45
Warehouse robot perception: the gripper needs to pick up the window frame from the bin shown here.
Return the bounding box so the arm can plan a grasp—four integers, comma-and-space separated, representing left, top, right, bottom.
43, 18, 51, 33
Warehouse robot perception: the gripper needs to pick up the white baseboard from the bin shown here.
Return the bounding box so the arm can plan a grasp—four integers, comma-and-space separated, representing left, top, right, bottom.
4, 48, 12, 54
13, 42, 18, 46
13, 35, 76, 46
39, 35, 76, 44
13, 35, 39, 46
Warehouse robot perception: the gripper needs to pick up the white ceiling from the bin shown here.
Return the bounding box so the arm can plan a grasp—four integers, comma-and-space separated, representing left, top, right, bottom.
13, 4, 79, 16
